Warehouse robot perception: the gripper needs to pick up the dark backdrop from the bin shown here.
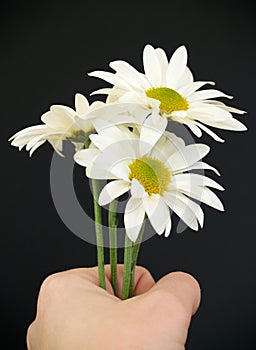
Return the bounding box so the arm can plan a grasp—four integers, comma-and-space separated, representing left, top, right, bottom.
1, 1, 255, 349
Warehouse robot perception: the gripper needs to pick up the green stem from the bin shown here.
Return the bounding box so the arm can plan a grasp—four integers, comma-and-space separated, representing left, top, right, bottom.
91, 179, 106, 289
108, 199, 118, 296
128, 219, 146, 298
121, 233, 133, 300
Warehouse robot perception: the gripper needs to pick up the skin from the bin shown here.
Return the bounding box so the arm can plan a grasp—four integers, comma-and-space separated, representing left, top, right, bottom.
27, 265, 201, 350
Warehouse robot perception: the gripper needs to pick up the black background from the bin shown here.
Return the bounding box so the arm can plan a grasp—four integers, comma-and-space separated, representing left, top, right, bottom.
1, 1, 255, 349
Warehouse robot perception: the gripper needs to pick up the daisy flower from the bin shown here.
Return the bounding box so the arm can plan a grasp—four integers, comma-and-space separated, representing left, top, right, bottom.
74, 125, 224, 242
89, 44, 247, 143
9, 93, 104, 156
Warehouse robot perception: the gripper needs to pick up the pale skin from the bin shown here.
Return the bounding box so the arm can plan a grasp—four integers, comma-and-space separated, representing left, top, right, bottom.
27, 265, 201, 350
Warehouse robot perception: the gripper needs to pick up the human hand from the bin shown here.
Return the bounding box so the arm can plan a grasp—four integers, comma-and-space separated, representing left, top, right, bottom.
27, 265, 200, 350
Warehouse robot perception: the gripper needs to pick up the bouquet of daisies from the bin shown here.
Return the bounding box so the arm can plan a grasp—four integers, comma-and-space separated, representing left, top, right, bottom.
9, 44, 246, 299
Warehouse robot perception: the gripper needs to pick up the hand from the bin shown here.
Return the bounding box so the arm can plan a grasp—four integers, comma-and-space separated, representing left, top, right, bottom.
27, 265, 200, 350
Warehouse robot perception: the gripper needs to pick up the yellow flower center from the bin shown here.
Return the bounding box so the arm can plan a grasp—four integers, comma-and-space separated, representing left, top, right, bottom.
146, 87, 188, 114
129, 157, 171, 195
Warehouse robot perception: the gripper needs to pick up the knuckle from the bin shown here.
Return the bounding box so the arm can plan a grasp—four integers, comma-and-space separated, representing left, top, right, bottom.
38, 271, 69, 302
135, 265, 154, 282
172, 271, 201, 295
26, 321, 36, 349
135, 265, 149, 275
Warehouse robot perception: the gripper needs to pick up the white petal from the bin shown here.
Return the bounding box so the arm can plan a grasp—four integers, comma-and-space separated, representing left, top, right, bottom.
170, 110, 187, 119
106, 88, 125, 103
85, 103, 146, 130
206, 100, 246, 114
86, 145, 132, 180
179, 81, 215, 97
110, 161, 131, 181
166, 144, 210, 173
140, 111, 167, 156
74, 149, 99, 167
164, 216, 172, 237
109, 60, 150, 90
99, 180, 130, 206
9, 125, 51, 141
176, 67, 194, 88
173, 173, 224, 191
86, 118, 112, 133
29, 140, 46, 156
163, 192, 199, 230
90, 125, 136, 150
143, 45, 162, 87
87, 113, 136, 133
157, 131, 185, 156
130, 179, 147, 198
88, 71, 132, 91
142, 195, 170, 235
48, 139, 64, 156
194, 121, 225, 142
74, 116, 93, 133
181, 187, 224, 211
223, 106, 246, 114
75, 93, 89, 115
118, 91, 146, 104
41, 109, 74, 130
182, 161, 221, 176
51, 105, 76, 119
88, 70, 116, 84
90, 88, 113, 96
124, 197, 146, 242
182, 120, 203, 137
87, 166, 119, 180
91, 131, 136, 156
163, 130, 186, 148
89, 159, 131, 181
149, 131, 185, 162
188, 89, 233, 102
166, 46, 188, 88
174, 192, 204, 228
170, 117, 203, 138
201, 117, 247, 131
188, 104, 233, 122
89, 101, 106, 111
26, 130, 69, 150
155, 47, 169, 85
10, 125, 51, 147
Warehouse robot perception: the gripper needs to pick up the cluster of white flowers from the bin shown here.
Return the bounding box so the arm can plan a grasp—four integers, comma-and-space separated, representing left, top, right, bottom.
10, 44, 247, 242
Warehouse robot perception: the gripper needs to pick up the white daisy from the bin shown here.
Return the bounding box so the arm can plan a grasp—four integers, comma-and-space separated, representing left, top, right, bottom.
9, 93, 104, 156
89, 44, 247, 143
74, 125, 224, 242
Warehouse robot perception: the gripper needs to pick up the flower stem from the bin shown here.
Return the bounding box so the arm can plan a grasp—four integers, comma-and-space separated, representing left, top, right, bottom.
121, 233, 133, 300
108, 199, 118, 296
128, 219, 146, 298
91, 179, 106, 289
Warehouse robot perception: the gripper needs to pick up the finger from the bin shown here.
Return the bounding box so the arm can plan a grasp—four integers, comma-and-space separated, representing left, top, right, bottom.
131, 272, 201, 347
26, 321, 37, 350
104, 265, 155, 298
84, 265, 127, 298
133, 266, 155, 295
147, 271, 201, 317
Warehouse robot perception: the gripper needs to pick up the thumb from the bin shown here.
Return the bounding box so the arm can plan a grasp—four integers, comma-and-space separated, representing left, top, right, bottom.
149, 271, 201, 316
141, 271, 201, 347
